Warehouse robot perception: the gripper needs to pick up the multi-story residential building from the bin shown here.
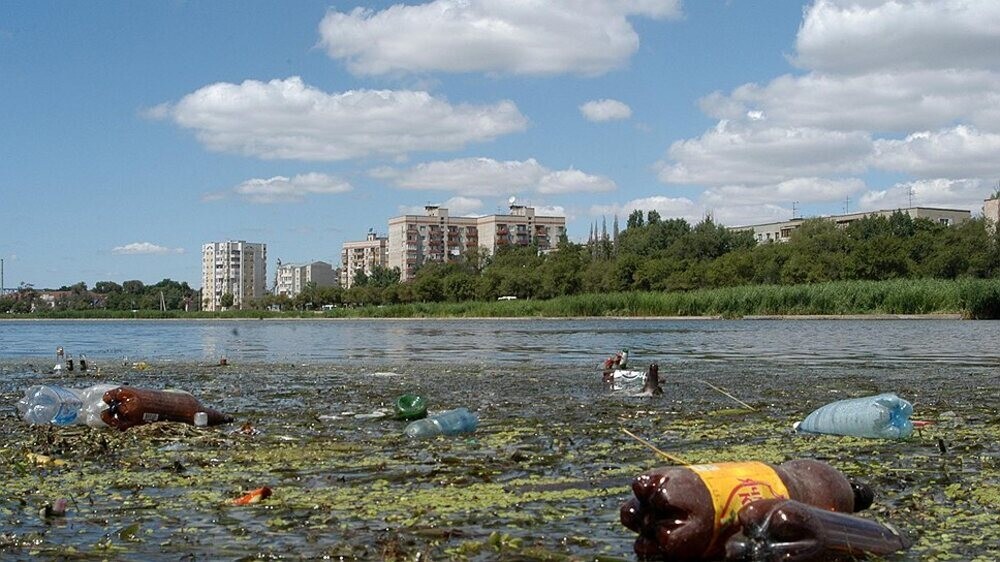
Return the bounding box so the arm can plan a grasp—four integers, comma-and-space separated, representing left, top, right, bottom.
475, 204, 566, 256
985, 195, 1000, 232
274, 260, 338, 298
201, 240, 267, 311
732, 207, 971, 244
340, 230, 389, 288
387, 205, 566, 282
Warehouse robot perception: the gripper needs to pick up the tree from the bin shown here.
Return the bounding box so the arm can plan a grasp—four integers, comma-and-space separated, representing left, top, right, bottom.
626, 209, 644, 230
220, 292, 235, 309
93, 281, 123, 294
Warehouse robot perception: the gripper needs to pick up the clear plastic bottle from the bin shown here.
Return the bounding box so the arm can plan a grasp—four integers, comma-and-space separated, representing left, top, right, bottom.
619, 348, 629, 369
76, 384, 121, 428
404, 407, 479, 439
16, 385, 83, 425
797, 393, 913, 439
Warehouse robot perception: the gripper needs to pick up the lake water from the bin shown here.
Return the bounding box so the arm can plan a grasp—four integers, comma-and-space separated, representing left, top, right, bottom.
1, 318, 998, 560
2, 318, 999, 368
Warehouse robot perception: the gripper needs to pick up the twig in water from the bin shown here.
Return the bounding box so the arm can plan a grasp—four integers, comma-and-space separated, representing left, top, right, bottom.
622, 428, 689, 465
697, 379, 756, 411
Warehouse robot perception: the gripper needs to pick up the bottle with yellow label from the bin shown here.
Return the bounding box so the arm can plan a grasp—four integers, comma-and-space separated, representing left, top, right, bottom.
620, 459, 873, 561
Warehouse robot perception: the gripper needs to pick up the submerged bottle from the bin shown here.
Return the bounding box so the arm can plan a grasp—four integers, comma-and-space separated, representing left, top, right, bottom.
620, 459, 874, 561
404, 407, 478, 439
725, 498, 911, 561
797, 393, 913, 439
101, 386, 234, 430
17, 385, 83, 425
619, 348, 630, 369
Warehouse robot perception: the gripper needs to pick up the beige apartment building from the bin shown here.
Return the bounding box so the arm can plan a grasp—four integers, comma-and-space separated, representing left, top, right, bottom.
201, 240, 267, 311
733, 206, 972, 243
340, 230, 389, 288
387, 205, 566, 282
274, 260, 338, 297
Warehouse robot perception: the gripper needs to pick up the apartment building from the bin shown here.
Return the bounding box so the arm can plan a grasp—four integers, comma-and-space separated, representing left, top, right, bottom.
387, 205, 566, 282
475, 204, 566, 256
340, 230, 389, 288
201, 240, 267, 311
274, 260, 338, 297
733, 207, 971, 244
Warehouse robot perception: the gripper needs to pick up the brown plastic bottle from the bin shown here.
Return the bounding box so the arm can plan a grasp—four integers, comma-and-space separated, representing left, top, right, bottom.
724, 498, 911, 561
101, 386, 234, 430
620, 459, 873, 561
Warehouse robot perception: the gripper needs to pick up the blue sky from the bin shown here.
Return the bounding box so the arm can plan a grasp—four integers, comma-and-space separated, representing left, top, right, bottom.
3, 0, 999, 290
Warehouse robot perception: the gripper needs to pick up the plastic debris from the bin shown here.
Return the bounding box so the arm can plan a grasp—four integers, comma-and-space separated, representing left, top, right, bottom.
796, 393, 913, 439
725, 498, 911, 561
394, 394, 428, 421
404, 407, 479, 439
232, 487, 272, 506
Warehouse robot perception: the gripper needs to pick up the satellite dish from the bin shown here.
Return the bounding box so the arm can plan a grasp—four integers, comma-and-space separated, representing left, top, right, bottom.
508, 196, 516, 204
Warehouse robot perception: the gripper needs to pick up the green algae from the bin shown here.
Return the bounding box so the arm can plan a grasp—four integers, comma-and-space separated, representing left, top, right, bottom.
1, 360, 998, 561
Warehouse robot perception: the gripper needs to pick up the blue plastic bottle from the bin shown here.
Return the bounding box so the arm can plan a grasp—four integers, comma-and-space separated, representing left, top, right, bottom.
797, 393, 913, 439
404, 407, 479, 439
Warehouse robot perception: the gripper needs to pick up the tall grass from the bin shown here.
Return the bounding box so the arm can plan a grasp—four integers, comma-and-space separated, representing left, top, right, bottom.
7, 279, 1000, 320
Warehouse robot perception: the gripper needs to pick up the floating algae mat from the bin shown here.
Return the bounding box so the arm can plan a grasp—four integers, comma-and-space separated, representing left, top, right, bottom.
1, 360, 998, 561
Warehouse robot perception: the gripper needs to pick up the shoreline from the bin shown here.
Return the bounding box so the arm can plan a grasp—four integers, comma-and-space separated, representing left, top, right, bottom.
0, 313, 968, 321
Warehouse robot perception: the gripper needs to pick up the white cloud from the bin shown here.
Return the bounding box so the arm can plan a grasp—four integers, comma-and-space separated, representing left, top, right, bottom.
112, 243, 184, 255
219, 173, 353, 204
698, 70, 1000, 134
580, 99, 632, 122
590, 196, 699, 221
373, 157, 616, 196
318, 0, 681, 76
398, 196, 484, 216
657, 121, 872, 186
873, 126, 1000, 178
702, 178, 865, 206
795, 0, 1000, 74
860, 178, 990, 211
153, 77, 527, 161
662, 0, 1000, 216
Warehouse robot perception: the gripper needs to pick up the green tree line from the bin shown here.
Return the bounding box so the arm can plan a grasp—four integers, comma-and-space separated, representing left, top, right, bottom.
250, 210, 999, 309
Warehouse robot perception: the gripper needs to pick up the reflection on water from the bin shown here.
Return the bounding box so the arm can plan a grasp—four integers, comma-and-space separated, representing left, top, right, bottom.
1, 319, 998, 368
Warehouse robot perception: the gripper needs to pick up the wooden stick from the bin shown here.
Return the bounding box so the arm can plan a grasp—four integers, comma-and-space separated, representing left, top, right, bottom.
622, 428, 689, 465
698, 379, 756, 411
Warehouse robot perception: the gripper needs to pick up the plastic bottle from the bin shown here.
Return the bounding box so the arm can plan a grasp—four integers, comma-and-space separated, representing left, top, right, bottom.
619, 348, 630, 369
77, 384, 121, 428
16, 385, 83, 425
620, 459, 874, 561
101, 386, 234, 430
404, 407, 478, 439
797, 393, 913, 439
724, 498, 911, 561
394, 394, 428, 421
54, 347, 65, 371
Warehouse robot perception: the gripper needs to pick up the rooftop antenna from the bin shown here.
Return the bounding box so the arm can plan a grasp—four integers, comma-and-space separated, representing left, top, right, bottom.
844, 196, 850, 214
908, 185, 914, 208
792, 201, 799, 220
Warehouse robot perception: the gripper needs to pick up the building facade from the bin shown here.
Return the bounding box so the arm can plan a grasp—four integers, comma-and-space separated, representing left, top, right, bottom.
387, 205, 566, 282
274, 260, 338, 298
340, 230, 389, 288
985, 196, 1000, 232
733, 207, 972, 244
201, 240, 267, 311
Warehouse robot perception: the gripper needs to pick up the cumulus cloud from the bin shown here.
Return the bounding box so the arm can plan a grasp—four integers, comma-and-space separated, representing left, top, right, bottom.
112, 243, 184, 255
580, 99, 632, 122
658, 0, 1000, 214
860, 178, 990, 211
657, 121, 872, 186
373, 157, 616, 196
590, 196, 699, 221
318, 0, 681, 76
398, 196, 484, 216
795, 0, 1000, 74
702, 178, 865, 207
151, 77, 527, 161
209, 173, 353, 204
873, 126, 1000, 178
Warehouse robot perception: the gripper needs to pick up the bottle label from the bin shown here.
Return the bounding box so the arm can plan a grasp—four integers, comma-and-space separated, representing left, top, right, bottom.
689, 462, 789, 541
